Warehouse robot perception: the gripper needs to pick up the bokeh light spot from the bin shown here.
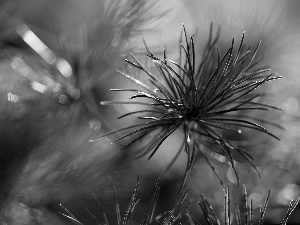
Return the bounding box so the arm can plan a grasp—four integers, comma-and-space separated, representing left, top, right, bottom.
7, 93, 19, 103
276, 184, 300, 205
58, 95, 68, 104
248, 193, 263, 209
89, 118, 102, 132
56, 59, 73, 78
282, 97, 298, 115
227, 167, 238, 184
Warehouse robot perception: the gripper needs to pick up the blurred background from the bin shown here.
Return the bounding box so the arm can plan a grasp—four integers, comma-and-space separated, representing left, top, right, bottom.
0, 0, 299, 224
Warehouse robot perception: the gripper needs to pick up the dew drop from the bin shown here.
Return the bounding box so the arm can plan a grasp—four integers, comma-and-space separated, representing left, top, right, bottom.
187, 135, 191, 143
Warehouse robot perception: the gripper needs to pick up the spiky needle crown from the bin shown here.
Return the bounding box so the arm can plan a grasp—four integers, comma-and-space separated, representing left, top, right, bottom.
92, 25, 283, 189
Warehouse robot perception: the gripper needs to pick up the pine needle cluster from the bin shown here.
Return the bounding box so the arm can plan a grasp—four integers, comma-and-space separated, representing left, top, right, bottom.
59, 178, 299, 225
92, 24, 283, 189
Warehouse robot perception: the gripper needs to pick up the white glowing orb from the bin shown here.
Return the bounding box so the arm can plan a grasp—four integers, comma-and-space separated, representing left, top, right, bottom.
56, 59, 73, 78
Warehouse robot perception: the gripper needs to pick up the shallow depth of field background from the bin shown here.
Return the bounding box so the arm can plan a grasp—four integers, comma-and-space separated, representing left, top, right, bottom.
0, 0, 300, 224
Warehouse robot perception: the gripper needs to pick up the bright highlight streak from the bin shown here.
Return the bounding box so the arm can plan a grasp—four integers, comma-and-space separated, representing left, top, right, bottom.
31, 81, 47, 94
16, 25, 73, 78
11, 57, 34, 80
17, 25, 56, 64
